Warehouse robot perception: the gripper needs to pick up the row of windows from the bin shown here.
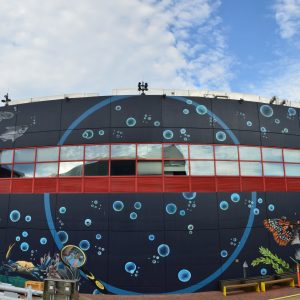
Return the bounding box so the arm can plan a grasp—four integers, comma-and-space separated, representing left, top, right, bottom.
1, 143, 300, 178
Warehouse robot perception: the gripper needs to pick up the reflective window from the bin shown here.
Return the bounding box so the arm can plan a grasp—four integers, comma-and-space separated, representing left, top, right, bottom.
190, 145, 213, 159
284, 149, 300, 163
137, 144, 162, 159
111, 160, 136, 175
164, 144, 188, 159
263, 163, 284, 176
60, 146, 84, 161
285, 164, 300, 177
0, 164, 12, 178
35, 163, 58, 177
138, 161, 162, 175
13, 164, 34, 177
59, 161, 83, 176
262, 148, 282, 162
84, 161, 109, 176
239, 146, 261, 161
216, 161, 239, 176
37, 147, 59, 162
85, 145, 109, 160
240, 162, 262, 176
111, 145, 136, 159
14, 148, 35, 163
215, 145, 238, 160
190, 161, 215, 176
0, 150, 13, 164
164, 160, 187, 175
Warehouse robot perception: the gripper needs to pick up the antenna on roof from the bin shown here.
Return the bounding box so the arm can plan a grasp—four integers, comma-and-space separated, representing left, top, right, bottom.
1, 93, 11, 106
269, 96, 277, 104
138, 81, 148, 95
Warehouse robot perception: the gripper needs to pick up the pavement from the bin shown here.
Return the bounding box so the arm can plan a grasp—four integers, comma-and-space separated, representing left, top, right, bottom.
79, 287, 300, 300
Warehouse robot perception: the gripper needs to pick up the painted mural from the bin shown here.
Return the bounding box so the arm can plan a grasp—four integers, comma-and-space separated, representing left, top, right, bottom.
0, 94, 300, 294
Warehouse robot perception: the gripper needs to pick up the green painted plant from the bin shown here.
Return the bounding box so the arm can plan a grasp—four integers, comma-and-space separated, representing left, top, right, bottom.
251, 246, 290, 274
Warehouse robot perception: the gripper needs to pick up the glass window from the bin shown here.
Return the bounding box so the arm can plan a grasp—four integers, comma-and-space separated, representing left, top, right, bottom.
13, 164, 34, 177
164, 160, 187, 175
239, 146, 261, 161
263, 163, 284, 176
84, 161, 109, 176
240, 162, 262, 176
164, 144, 188, 159
110, 160, 136, 175
0, 164, 12, 178
0, 150, 13, 164
111, 144, 136, 159
285, 164, 300, 177
60, 146, 84, 161
59, 161, 83, 176
138, 161, 162, 175
190, 145, 213, 159
35, 163, 58, 177
85, 145, 109, 160
215, 145, 238, 160
284, 149, 300, 163
262, 148, 282, 162
216, 161, 239, 176
37, 147, 59, 162
190, 161, 215, 176
137, 144, 162, 159
14, 148, 35, 163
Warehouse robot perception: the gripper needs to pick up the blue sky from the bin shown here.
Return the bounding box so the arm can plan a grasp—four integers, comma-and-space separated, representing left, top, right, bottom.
0, 0, 300, 101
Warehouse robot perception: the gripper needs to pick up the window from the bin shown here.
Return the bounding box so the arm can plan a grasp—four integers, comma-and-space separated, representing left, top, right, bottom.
14, 148, 35, 162
215, 145, 238, 160
239, 146, 261, 161
190, 161, 215, 175
240, 162, 262, 176
137, 161, 162, 175
59, 162, 83, 176
284, 149, 300, 163
216, 161, 239, 176
0, 164, 12, 178
285, 164, 300, 177
110, 160, 136, 175
85, 145, 109, 160
60, 146, 84, 161
164, 144, 188, 159
137, 144, 162, 159
84, 161, 109, 176
111, 145, 136, 159
263, 163, 284, 176
37, 147, 59, 162
190, 145, 213, 159
35, 163, 58, 177
0, 150, 13, 164
13, 164, 35, 178
262, 148, 282, 162
164, 160, 187, 175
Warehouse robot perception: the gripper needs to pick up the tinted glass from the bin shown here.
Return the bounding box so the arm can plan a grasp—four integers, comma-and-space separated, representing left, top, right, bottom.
111, 145, 136, 159
137, 144, 162, 159
285, 164, 300, 177
0, 150, 13, 163
37, 147, 59, 162
59, 161, 83, 176
137, 161, 162, 175
215, 145, 238, 160
35, 163, 58, 177
164, 144, 188, 159
60, 146, 84, 161
263, 163, 284, 176
0, 164, 12, 178
239, 146, 261, 161
240, 162, 262, 176
164, 161, 187, 175
262, 148, 282, 162
84, 161, 109, 176
110, 160, 136, 175
14, 148, 35, 162
190, 145, 213, 159
13, 164, 34, 177
284, 149, 300, 163
190, 161, 215, 175
216, 161, 239, 176
85, 145, 109, 160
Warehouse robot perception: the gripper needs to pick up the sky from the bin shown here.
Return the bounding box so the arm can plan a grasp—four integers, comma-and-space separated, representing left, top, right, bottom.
0, 0, 300, 101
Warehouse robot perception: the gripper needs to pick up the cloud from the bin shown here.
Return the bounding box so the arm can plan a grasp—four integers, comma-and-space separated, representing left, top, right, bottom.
274, 0, 300, 39
0, 0, 231, 99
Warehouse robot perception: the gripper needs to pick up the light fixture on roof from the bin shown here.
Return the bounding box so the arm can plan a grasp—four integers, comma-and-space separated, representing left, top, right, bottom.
1, 93, 11, 106
138, 81, 148, 95
269, 96, 277, 104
